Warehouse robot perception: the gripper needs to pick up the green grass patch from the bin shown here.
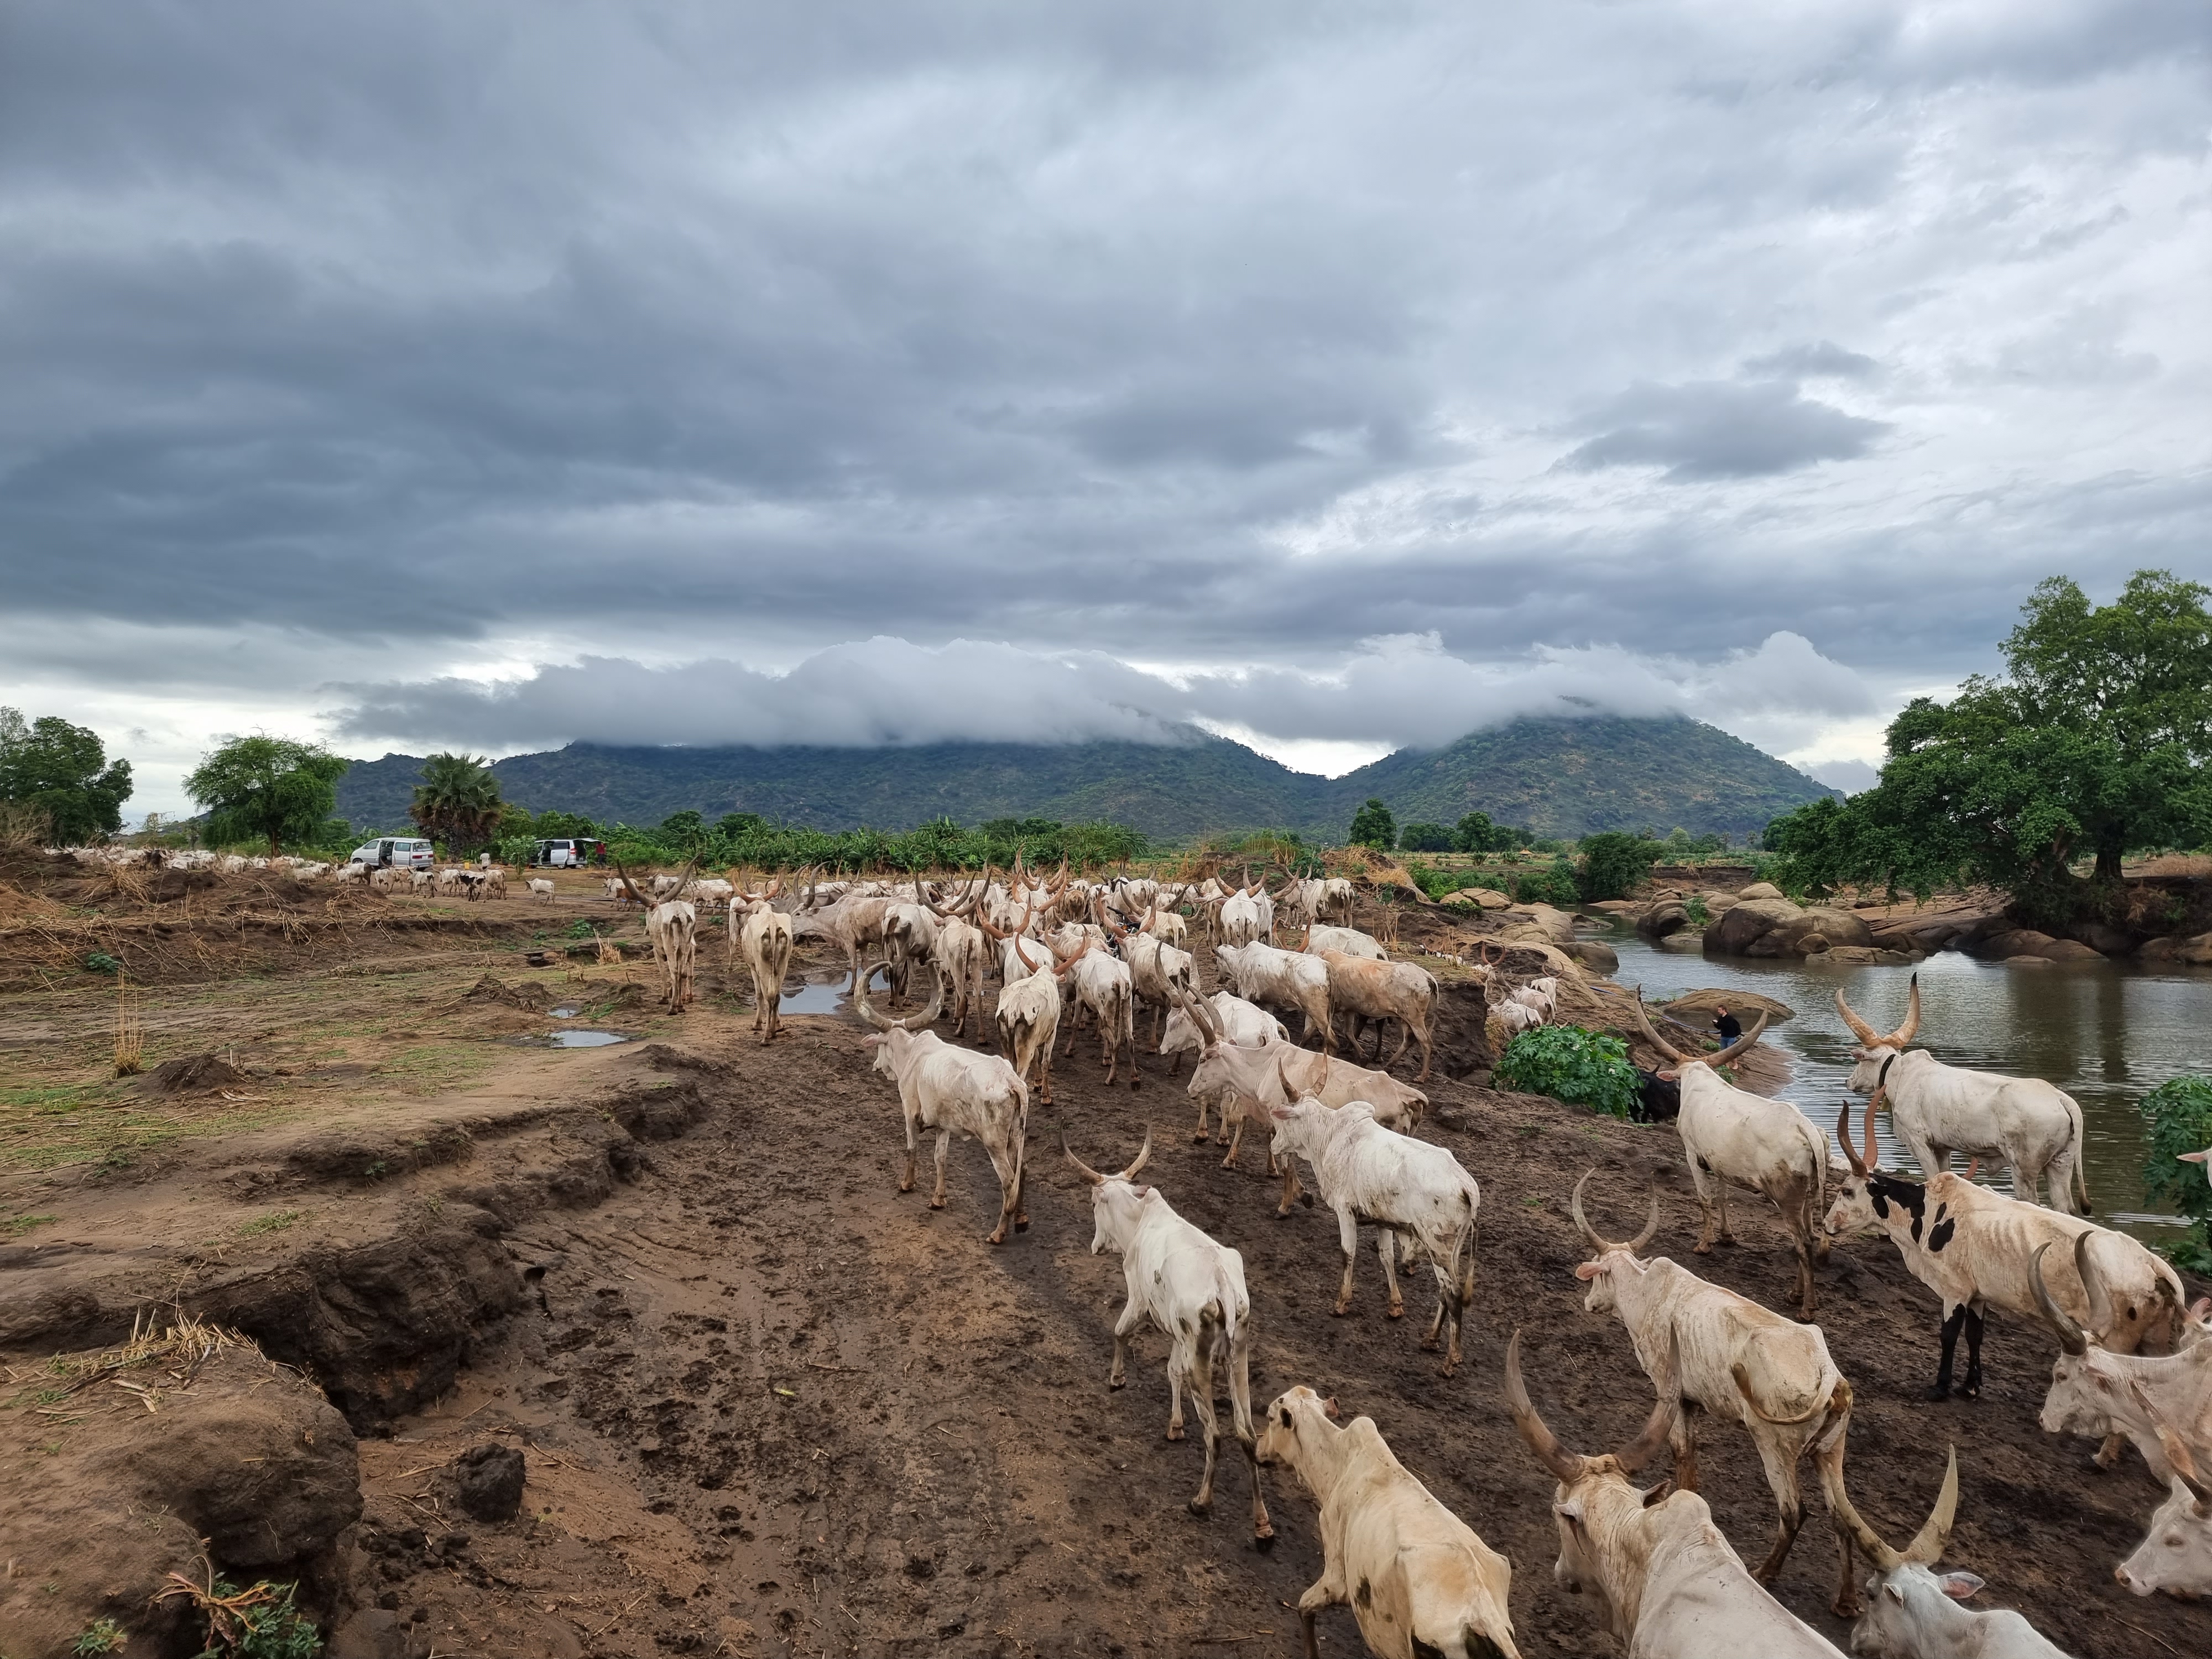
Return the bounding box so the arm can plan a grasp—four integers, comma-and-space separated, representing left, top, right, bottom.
236, 1209, 305, 1237
2, 1212, 58, 1239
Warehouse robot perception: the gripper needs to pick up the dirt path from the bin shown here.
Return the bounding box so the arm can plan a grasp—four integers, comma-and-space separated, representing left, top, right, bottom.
4, 936, 2205, 1658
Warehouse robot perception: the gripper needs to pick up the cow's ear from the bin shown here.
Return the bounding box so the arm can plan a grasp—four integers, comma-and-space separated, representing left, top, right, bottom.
1573, 1262, 1601, 1281
1322, 1395, 1340, 1420
1641, 1480, 1674, 1508
1937, 1573, 1984, 1601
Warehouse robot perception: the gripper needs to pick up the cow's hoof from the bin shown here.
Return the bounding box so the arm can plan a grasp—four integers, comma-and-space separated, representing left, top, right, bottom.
898, 1181, 915, 1194
1014, 1217, 1030, 1232
1109, 1376, 1126, 1391
986, 1231, 1006, 1245
1832, 1599, 1863, 1620
1386, 1305, 1405, 1321
1692, 1242, 1713, 1255
1300, 1192, 1315, 1209
1439, 1361, 1458, 1379
1924, 1383, 1953, 1401
1960, 1382, 1981, 1400
929, 1198, 947, 1211
1166, 1426, 1186, 1442
1253, 1528, 1276, 1552
1192, 1130, 1211, 1144
1185, 1497, 1208, 1515
1274, 1207, 1293, 1220
1332, 1302, 1352, 1318
1420, 1335, 1439, 1351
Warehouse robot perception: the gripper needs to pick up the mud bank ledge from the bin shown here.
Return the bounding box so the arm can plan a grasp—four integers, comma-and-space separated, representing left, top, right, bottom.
0, 1042, 729, 1659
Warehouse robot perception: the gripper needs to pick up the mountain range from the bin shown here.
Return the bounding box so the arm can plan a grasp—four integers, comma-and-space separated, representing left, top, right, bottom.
336, 716, 1837, 842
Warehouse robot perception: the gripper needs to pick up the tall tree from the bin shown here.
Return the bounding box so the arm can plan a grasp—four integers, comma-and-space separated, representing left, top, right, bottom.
1768, 570, 2212, 924
1347, 797, 1396, 850
186, 736, 349, 855
0, 707, 134, 842
409, 753, 505, 853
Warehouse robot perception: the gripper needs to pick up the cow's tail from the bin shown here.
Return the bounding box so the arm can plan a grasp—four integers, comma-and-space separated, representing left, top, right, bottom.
2065, 1093, 2093, 1214
1215, 1258, 1244, 1347
1445, 1187, 1478, 1311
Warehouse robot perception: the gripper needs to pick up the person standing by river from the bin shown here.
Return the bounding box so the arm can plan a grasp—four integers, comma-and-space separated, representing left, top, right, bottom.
1712, 1004, 1741, 1047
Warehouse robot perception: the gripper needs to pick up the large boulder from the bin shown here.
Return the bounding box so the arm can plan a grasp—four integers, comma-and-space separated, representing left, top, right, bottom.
1775, 907, 1875, 954
1568, 938, 1619, 973
1738, 881, 1786, 901
1636, 900, 1693, 940
2139, 931, 2212, 965
1706, 896, 1804, 956
1974, 928, 2056, 960
1662, 988, 1796, 1025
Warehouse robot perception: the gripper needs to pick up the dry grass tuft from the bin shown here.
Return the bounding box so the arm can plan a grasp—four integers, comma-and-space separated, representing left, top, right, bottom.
594, 930, 623, 967
113, 969, 145, 1076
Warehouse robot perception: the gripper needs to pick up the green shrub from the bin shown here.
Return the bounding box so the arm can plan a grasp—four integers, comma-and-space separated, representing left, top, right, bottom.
1683, 895, 1711, 928
1576, 831, 1661, 901
1348, 798, 1396, 850
1397, 821, 1455, 853
1494, 1025, 1640, 1120
84, 952, 122, 974
2140, 1076, 2212, 1274
1512, 857, 1579, 907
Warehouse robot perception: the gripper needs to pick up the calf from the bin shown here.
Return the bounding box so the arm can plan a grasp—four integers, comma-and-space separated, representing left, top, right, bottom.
2114, 1384, 2212, 1599
1319, 950, 1437, 1080
858, 971, 1028, 1244
1828, 1448, 2071, 1657
1068, 1134, 1272, 1544
1569, 1173, 1858, 1615
525, 877, 556, 901
1504, 1333, 1848, 1659
1828, 1104, 2183, 1403
1268, 1093, 1479, 1374
1256, 1386, 1520, 1659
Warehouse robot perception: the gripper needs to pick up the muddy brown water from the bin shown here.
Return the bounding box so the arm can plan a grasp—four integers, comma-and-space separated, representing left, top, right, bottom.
1609, 931, 2212, 1240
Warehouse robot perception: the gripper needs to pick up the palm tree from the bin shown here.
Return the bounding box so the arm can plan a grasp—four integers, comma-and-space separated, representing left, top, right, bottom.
409, 753, 504, 855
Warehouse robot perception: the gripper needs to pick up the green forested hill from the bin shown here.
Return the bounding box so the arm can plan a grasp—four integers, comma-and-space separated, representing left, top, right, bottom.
335, 716, 1835, 842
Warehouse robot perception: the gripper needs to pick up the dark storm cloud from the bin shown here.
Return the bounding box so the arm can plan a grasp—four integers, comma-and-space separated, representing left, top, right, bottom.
1, 0, 2205, 786
1557, 378, 1892, 480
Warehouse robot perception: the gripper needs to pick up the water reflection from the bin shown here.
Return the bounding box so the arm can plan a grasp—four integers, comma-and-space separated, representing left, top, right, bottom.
1605, 932, 2211, 1239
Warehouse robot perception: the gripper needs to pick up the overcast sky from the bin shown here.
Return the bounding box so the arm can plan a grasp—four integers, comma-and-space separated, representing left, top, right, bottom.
4, 0, 2206, 818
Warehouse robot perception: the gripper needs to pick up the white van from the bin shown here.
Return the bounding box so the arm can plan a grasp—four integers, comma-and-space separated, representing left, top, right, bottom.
349, 837, 436, 869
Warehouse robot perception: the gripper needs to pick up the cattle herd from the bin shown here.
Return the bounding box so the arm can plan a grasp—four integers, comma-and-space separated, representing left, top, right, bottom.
617, 859, 2210, 1657
56, 844, 2212, 1654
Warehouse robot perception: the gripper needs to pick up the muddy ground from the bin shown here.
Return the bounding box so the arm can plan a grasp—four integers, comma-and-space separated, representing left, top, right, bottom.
2, 872, 2206, 1658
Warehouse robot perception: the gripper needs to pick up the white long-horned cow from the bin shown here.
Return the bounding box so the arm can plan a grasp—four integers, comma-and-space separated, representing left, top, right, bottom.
857, 968, 1029, 1245
1300, 923, 1386, 961
1838, 977, 2090, 1213
1503, 1332, 1849, 1659
1061, 927, 1141, 1088
1158, 989, 1286, 1088
794, 877, 894, 994
1632, 995, 1827, 1318
1267, 1088, 1478, 1375
1218, 878, 1274, 947
990, 926, 1088, 1107
729, 879, 794, 1045
1827, 1103, 2183, 1405
1104, 902, 1195, 1053
617, 862, 700, 1014
2114, 1384, 2212, 1599
2031, 1230, 2209, 1475
1568, 1172, 1859, 1616
1214, 941, 1334, 1050
1827, 1448, 2072, 1658
1255, 1385, 1521, 1659
924, 878, 991, 1039
1319, 950, 1438, 1081
1066, 1133, 1274, 1547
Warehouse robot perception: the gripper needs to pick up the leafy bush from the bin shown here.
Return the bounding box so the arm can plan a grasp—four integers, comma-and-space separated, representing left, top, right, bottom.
84, 952, 122, 974
1494, 1025, 1640, 1120
1348, 798, 1396, 850
1512, 857, 1580, 907
1576, 831, 1661, 901
2140, 1076, 2212, 1274
1398, 820, 1455, 853
71, 1619, 127, 1656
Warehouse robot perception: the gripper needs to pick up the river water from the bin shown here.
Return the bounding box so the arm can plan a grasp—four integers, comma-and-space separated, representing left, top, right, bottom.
1602, 930, 2211, 1242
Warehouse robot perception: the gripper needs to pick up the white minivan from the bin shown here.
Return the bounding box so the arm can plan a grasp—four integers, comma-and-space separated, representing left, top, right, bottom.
349, 836, 436, 869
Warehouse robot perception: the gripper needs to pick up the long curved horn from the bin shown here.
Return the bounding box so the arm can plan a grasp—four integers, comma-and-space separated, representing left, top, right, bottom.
1824, 1465, 1906, 1572
1863, 1096, 1880, 1174
672, 857, 700, 900
1012, 936, 1040, 975
1891, 972, 1922, 1044
2074, 1229, 2115, 1334
1708, 1010, 1768, 1068
1502, 1331, 1583, 1483
2030, 1241, 2089, 1355
1186, 989, 1225, 1043
1902, 1444, 1959, 1565
612, 860, 654, 907
1630, 989, 1689, 1065
1118, 1129, 1154, 1183
2130, 1381, 2212, 1510
1837, 1105, 1867, 1178
858, 963, 942, 1032
1570, 1170, 1661, 1256
1050, 936, 1092, 979
1615, 1331, 1681, 1475
1731, 1365, 1827, 1425
1063, 1135, 1108, 1186
1834, 984, 1882, 1046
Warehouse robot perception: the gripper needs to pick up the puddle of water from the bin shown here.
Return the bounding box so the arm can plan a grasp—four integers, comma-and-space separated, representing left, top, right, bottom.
549, 1006, 580, 1019
546, 1030, 628, 1048
776, 967, 884, 1015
